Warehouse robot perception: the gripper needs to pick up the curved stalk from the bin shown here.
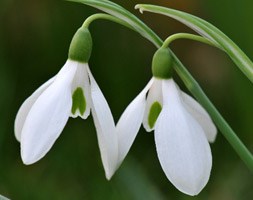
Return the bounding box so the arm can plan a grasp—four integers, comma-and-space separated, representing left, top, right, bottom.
82, 13, 135, 31
162, 33, 221, 49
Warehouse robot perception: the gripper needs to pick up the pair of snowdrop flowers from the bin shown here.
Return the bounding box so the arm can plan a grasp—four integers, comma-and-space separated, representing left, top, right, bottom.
15, 25, 217, 195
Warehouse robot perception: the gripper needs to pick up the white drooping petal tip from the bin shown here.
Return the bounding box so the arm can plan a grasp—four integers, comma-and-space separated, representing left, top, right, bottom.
181, 92, 217, 143
117, 78, 154, 166
21, 61, 77, 164
14, 77, 55, 142
87, 66, 119, 180
155, 80, 212, 196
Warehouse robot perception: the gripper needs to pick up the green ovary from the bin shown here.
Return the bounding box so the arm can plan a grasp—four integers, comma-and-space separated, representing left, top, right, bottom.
71, 87, 86, 116
148, 101, 162, 129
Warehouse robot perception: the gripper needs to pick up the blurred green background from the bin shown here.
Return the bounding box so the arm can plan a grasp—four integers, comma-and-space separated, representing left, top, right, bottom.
0, 0, 253, 199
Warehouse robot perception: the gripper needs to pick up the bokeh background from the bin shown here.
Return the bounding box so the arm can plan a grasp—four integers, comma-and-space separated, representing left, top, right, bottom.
0, 0, 253, 199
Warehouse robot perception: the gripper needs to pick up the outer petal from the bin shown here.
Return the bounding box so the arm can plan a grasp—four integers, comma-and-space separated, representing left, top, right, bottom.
70, 63, 91, 119
87, 66, 119, 180
15, 77, 55, 142
143, 78, 163, 132
116, 78, 154, 165
181, 92, 217, 143
155, 79, 212, 196
21, 60, 77, 164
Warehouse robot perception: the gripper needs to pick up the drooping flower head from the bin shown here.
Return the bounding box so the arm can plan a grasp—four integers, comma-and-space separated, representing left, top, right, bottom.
116, 47, 217, 195
15, 25, 118, 180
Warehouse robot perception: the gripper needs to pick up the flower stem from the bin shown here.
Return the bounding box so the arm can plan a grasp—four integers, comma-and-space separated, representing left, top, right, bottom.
162, 33, 221, 49
82, 13, 134, 31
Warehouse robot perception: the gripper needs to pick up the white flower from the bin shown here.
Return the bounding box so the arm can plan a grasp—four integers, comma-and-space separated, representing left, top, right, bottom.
116, 77, 217, 195
15, 60, 118, 180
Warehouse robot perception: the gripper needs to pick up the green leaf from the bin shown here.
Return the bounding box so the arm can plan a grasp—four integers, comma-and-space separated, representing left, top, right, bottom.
135, 4, 253, 83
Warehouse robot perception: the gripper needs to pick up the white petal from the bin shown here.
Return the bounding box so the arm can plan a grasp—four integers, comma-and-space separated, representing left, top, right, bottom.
117, 78, 154, 165
143, 78, 163, 132
14, 77, 55, 142
87, 66, 118, 180
155, 79, 212, 196
70, 63, 91, 119
21, 60, 77, 164
181, 92, 217, 143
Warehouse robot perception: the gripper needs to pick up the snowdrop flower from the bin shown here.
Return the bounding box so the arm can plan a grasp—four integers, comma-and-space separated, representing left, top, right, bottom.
15, 26, 118, 180
116, 48, 217, 195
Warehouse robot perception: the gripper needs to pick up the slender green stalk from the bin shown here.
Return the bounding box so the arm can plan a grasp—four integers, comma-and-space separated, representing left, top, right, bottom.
68, 0, 162, 47
162, 33, 221, 49
71, 0, 253, 172
82, 13, 135, 31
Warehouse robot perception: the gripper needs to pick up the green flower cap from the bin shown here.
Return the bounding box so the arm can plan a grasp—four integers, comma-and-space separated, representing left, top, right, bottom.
152, 48, 173, 79
68, 27, 92, 63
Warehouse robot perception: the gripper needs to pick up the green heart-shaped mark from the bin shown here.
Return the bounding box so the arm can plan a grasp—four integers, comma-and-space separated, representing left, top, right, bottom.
148, 101, 162, 129
71, 87, 86, 116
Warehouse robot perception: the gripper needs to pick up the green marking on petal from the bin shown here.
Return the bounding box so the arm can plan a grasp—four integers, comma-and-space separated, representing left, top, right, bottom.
71, 87, 86, 116
148, 101, 162, 129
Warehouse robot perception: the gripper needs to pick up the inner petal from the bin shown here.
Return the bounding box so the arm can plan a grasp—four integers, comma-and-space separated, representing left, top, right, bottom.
148, 101, 162, 129
70, 63, 91, 119
143, 79, 163, 132
71, 87, 86, 116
